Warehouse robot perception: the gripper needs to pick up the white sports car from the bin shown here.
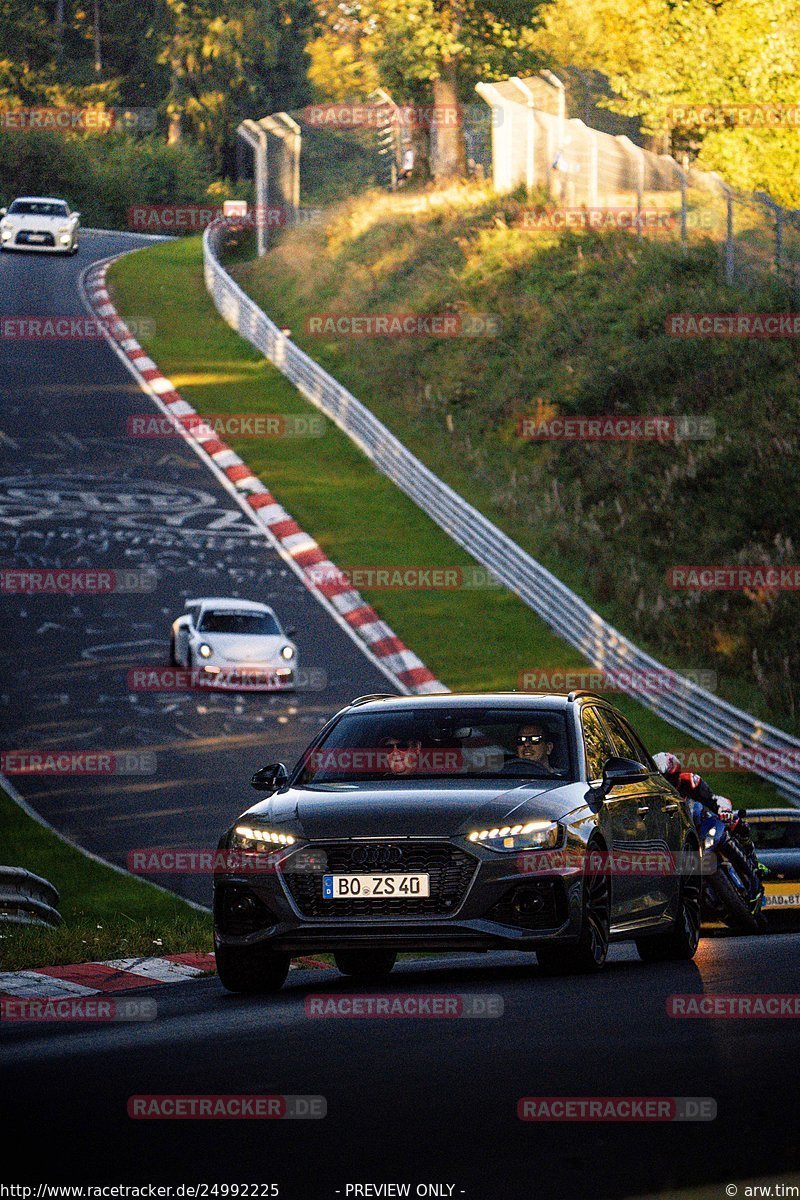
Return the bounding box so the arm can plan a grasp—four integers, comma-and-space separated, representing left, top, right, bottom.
170, 598, 298, 691
0, 196, 80, 254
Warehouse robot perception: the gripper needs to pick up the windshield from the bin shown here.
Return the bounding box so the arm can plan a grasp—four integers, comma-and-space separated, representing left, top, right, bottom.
198, 611, 281, 636
750, 818, 800, 850
295, 708, 574, 784
9, 200, 69, 217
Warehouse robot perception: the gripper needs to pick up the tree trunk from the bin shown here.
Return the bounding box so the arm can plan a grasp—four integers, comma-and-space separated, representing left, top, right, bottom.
55, 0, 64, 64
93, 0, 102, 74
167, 66, 182, 144
167, 110, 182, 144
431, 64, 466, 180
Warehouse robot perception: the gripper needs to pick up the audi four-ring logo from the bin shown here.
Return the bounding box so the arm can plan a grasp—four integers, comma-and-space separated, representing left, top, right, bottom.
351, 844, 404, 866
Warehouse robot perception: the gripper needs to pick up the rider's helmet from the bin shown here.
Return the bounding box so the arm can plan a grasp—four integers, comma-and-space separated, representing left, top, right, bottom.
653, 751, 681, 776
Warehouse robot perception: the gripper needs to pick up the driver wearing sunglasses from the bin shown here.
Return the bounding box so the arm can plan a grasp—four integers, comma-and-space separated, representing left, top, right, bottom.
513, 723, 554, 770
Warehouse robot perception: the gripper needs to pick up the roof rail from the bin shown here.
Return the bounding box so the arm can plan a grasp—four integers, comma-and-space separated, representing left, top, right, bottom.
348, 693, 398, 707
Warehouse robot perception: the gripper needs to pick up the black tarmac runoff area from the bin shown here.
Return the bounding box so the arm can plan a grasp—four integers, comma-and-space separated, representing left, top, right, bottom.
0, 232, 395, 905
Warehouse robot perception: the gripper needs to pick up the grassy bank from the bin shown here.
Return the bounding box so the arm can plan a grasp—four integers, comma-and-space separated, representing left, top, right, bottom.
229, 185, 800, 736
0, 786, 211, 971
108, 235, 781, 809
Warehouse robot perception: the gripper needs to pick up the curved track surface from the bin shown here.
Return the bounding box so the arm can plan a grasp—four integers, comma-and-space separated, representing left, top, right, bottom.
0, 233, 395, 905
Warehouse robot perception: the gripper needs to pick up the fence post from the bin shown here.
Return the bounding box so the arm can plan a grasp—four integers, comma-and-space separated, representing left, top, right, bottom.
275, 112, 302, 224
510, 77, 536, 192
237, 119, 269, 256
589, 131, 599, 207
475, 83, 513, 193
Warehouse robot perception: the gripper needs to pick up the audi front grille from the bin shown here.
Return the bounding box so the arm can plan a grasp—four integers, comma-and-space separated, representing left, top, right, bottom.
281, 840, 478, 918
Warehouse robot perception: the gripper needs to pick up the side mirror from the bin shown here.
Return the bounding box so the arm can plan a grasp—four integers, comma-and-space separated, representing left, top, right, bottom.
585, 756, 648, 809
602, 756, 648, 789
285, 627, 297, 638
251, 762, 289, 792
72, 212, 80, 221
0, 208, 7, 217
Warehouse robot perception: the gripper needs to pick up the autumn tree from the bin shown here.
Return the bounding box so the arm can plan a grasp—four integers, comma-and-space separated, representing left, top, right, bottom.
532, 0, 800, 204
307, 0, 544, 178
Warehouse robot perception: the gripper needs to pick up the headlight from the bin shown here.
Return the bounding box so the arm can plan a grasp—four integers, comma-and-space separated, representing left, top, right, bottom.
467, 820, 561, 852
704, 826, 718, 850
232, 824, 298, 849
58, 225, 71, 234
1, 220, 11, 231
198, 643, 213, 659
280, 644, 295, 661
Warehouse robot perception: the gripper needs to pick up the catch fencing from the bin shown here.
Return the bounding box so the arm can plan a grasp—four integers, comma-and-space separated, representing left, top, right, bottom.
203, 221, 800, 803
476, 73, 800, 300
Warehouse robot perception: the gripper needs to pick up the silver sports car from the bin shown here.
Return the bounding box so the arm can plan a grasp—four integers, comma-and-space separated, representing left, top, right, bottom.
0, 196, 80, 254
170, 597, 298, 691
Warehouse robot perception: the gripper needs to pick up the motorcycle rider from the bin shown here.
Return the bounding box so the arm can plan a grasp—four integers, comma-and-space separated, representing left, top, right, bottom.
653, 751, 765, 898
653, 751, 717, 811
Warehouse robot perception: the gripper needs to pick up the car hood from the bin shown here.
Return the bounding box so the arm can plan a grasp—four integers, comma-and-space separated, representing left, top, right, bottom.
201, 633, 287, 662
758, 849, 800, 879
239, 779, 584, 840
6, 214, 71, 228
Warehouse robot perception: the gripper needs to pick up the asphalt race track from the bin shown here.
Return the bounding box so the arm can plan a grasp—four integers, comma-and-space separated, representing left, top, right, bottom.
3, 936, 800, 1196
2, 235, 799, 1200
0, 233, 395, 905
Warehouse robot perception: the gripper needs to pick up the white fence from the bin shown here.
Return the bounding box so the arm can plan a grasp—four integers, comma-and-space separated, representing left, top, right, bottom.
476, 74, 800, 298
203, 221, 800, 803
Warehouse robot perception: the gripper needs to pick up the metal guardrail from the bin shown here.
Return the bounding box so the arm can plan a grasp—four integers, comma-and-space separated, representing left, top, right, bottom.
0, 866, 61, 927
202, 221, 800, 805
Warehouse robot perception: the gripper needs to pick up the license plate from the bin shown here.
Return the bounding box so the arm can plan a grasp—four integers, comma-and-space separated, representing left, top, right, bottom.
322, 873, 430, 899
28, 234, 46, 242
763, 883, 800, 909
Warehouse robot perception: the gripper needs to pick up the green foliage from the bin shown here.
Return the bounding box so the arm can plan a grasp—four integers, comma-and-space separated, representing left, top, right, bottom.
161, 0, 312, 172
0, 786, 211, 971
533, 0, 800, 205
0, 0, 312, 172
0, 129, 220, 226
230, 187, 800, 732
308, 0, 544, 101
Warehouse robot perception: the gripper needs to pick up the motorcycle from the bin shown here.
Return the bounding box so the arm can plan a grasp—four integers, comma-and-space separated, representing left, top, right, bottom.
692, 801, 766, 932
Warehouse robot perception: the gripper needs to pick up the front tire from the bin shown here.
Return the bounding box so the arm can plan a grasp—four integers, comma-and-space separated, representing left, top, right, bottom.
169, 636, 179, 666
537, 849, 610, 974
637, 849, 701, 962
334, 949, 397, 980
216, 942, 290, 994
713, 867, 760, 933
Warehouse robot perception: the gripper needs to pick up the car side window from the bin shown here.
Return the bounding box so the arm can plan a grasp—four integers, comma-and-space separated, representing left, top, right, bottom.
611, 712, 656, 770
581, 707, 616, 781
599, 710, 642, 762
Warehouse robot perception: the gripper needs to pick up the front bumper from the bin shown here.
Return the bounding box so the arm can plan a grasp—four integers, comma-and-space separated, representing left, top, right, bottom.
213, 839, 585, 954
2, 232, 75, 252
196, 664, 295, 691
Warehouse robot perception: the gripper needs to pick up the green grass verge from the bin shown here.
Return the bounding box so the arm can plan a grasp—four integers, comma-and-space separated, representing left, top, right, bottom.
107, 235, 784, 811
229, 185, 800, 736
0, 785, 211, 971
